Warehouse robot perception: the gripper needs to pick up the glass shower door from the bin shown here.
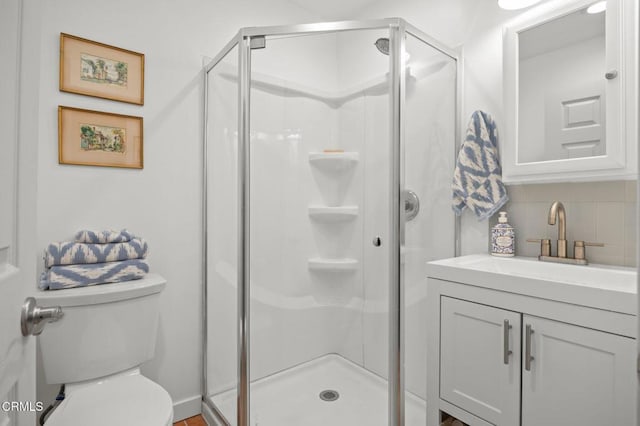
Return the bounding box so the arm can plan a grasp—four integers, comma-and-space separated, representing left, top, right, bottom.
246, 27, 393, 426
402, 32, 457, 425
205, 44, 239, 424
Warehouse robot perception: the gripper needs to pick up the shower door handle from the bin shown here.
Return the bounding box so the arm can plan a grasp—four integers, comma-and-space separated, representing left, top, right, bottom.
403, 190, 420, 222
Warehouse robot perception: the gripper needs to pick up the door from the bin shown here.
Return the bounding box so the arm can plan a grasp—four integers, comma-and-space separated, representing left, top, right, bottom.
0, 0, 38, 424
245, 28, 393, 426
522, 315, 636, 426
439, 297, 521, 426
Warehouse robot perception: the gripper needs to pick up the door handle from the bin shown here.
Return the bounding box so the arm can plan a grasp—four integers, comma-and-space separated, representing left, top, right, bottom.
525, 324, 534, 371
503, 319, 512, 364
21, 297, 64, 336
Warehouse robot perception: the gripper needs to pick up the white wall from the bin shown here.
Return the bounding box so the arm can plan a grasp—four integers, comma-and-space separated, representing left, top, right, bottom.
348, 0, 637, 261
31, 0, 322, 420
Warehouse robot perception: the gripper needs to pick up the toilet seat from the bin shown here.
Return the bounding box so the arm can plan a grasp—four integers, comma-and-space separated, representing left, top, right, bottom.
45, 373, 173, 426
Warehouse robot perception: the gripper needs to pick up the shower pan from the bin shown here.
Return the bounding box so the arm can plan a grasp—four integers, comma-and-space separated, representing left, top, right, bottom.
203, 18, 459, 426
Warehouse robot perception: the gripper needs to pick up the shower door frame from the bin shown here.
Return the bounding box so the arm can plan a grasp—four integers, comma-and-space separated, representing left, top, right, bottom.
203, 18, 461, 426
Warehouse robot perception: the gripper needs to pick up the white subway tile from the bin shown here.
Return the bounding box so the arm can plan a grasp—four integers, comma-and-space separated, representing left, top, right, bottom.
568, 181, 625, 202
624, 244, 637, 268
595, 202, 625, 245
625, 180, 637, 203
588, 243, 624, 266
564, 202, 597, 243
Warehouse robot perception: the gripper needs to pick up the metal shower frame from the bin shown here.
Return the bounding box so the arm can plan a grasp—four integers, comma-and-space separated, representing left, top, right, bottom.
202, 17, 461, 426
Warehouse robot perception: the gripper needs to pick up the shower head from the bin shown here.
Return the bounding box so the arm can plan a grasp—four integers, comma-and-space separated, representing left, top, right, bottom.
374, 38, 389, 55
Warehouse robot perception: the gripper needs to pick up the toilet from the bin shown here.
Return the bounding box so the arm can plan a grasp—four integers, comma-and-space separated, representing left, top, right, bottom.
35, 274, 173, 426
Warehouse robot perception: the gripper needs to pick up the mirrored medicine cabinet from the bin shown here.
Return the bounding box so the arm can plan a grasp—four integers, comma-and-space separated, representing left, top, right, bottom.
503, 0, 637, 183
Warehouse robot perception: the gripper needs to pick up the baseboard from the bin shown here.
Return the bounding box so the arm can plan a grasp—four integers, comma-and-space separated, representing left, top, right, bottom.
173, 395, 202, 422
202, 399, 228, 426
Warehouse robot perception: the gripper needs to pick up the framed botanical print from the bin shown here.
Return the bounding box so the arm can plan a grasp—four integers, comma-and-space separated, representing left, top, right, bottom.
59, 33, 144, 105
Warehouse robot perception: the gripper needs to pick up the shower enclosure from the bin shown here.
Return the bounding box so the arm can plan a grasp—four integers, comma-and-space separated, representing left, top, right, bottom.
203, 18, 459, 426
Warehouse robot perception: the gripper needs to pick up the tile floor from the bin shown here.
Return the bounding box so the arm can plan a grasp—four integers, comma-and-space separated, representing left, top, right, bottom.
173, 414, 207, 426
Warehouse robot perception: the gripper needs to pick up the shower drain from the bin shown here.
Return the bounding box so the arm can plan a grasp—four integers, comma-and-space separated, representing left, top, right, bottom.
319, 389, 340, 402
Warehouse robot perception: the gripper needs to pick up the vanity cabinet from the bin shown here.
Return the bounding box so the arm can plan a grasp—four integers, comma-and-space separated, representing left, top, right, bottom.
439, 297, 635, 426
440, 298, 521, 425
520, 315, 634, 426
426, 255, 637, 426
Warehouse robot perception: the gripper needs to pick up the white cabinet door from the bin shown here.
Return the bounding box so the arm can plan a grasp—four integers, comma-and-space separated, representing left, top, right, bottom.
522, 315, 636, 426
440, 297, 521, 426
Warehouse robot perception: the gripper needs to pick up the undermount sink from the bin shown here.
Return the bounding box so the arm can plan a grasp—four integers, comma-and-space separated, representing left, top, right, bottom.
427, 254, 637, 315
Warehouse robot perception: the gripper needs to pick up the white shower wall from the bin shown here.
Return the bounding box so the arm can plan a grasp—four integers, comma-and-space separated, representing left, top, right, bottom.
247, 87, 367, 381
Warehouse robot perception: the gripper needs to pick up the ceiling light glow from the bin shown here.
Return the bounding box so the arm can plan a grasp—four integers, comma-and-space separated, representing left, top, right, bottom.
587, 1, 607, 14
498, 0, 542, 10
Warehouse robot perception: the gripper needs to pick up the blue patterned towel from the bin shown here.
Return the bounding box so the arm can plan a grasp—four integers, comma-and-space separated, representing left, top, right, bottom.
44, 238, 148, 268
452, 111, 508, 220
40, 259, 149, 290
75, 229, 135, 244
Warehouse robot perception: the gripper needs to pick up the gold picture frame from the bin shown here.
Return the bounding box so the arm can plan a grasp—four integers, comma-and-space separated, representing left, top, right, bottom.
58, 106, 143, 169
60, 33, 144, 105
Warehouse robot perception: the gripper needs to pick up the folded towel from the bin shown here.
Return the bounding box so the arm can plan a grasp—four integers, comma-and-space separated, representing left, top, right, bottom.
75, 229, 135, 244
452, 110, 508, 220
39, 259, 149, 290
44, 238, 148, 268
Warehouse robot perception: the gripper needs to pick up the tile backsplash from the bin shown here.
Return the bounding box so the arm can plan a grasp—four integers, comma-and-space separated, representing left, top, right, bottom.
490, 181, 637, 267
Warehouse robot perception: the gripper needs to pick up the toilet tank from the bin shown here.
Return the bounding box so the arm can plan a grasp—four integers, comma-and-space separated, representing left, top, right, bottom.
35, 274, 166, 385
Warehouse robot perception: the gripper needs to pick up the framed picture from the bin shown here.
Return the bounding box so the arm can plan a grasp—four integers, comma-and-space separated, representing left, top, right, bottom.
58, 106, 143, 169
59, 33, 144, 105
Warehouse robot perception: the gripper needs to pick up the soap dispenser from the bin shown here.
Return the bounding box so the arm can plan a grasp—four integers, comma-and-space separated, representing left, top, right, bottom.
491, 211, 515, 257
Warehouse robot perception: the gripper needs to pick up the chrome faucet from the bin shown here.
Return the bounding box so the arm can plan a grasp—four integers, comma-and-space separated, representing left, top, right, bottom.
548, 201, 567, 258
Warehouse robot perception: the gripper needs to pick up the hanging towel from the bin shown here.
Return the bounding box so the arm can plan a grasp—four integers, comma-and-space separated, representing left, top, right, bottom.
452, 111, 508, 220
75, 229, 135, 244
39, 259, 149, 290
44, 238, 148, 268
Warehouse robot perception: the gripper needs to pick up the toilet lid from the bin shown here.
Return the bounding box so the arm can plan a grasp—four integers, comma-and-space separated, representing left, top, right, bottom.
45, 374, 173, 426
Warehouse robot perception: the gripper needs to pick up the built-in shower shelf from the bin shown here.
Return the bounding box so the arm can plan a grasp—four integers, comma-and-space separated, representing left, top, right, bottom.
308, 205, 358, 223
308, 257, 358, 272
308, 152, 359, 171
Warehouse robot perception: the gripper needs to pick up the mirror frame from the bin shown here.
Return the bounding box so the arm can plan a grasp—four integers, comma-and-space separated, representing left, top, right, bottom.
502, 0, 637, 183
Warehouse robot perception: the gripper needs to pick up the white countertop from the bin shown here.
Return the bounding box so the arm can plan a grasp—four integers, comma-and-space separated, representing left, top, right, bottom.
427, 254, 637, 315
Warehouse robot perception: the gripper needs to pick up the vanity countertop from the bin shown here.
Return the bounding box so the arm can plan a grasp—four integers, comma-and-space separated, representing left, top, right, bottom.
427, 254, 637, 315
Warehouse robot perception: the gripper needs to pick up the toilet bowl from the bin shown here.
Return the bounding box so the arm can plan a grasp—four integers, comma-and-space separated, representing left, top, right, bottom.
35, 274, 173, 425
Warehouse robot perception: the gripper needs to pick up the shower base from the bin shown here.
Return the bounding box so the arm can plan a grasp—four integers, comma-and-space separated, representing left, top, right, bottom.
208, 354, 426, 426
